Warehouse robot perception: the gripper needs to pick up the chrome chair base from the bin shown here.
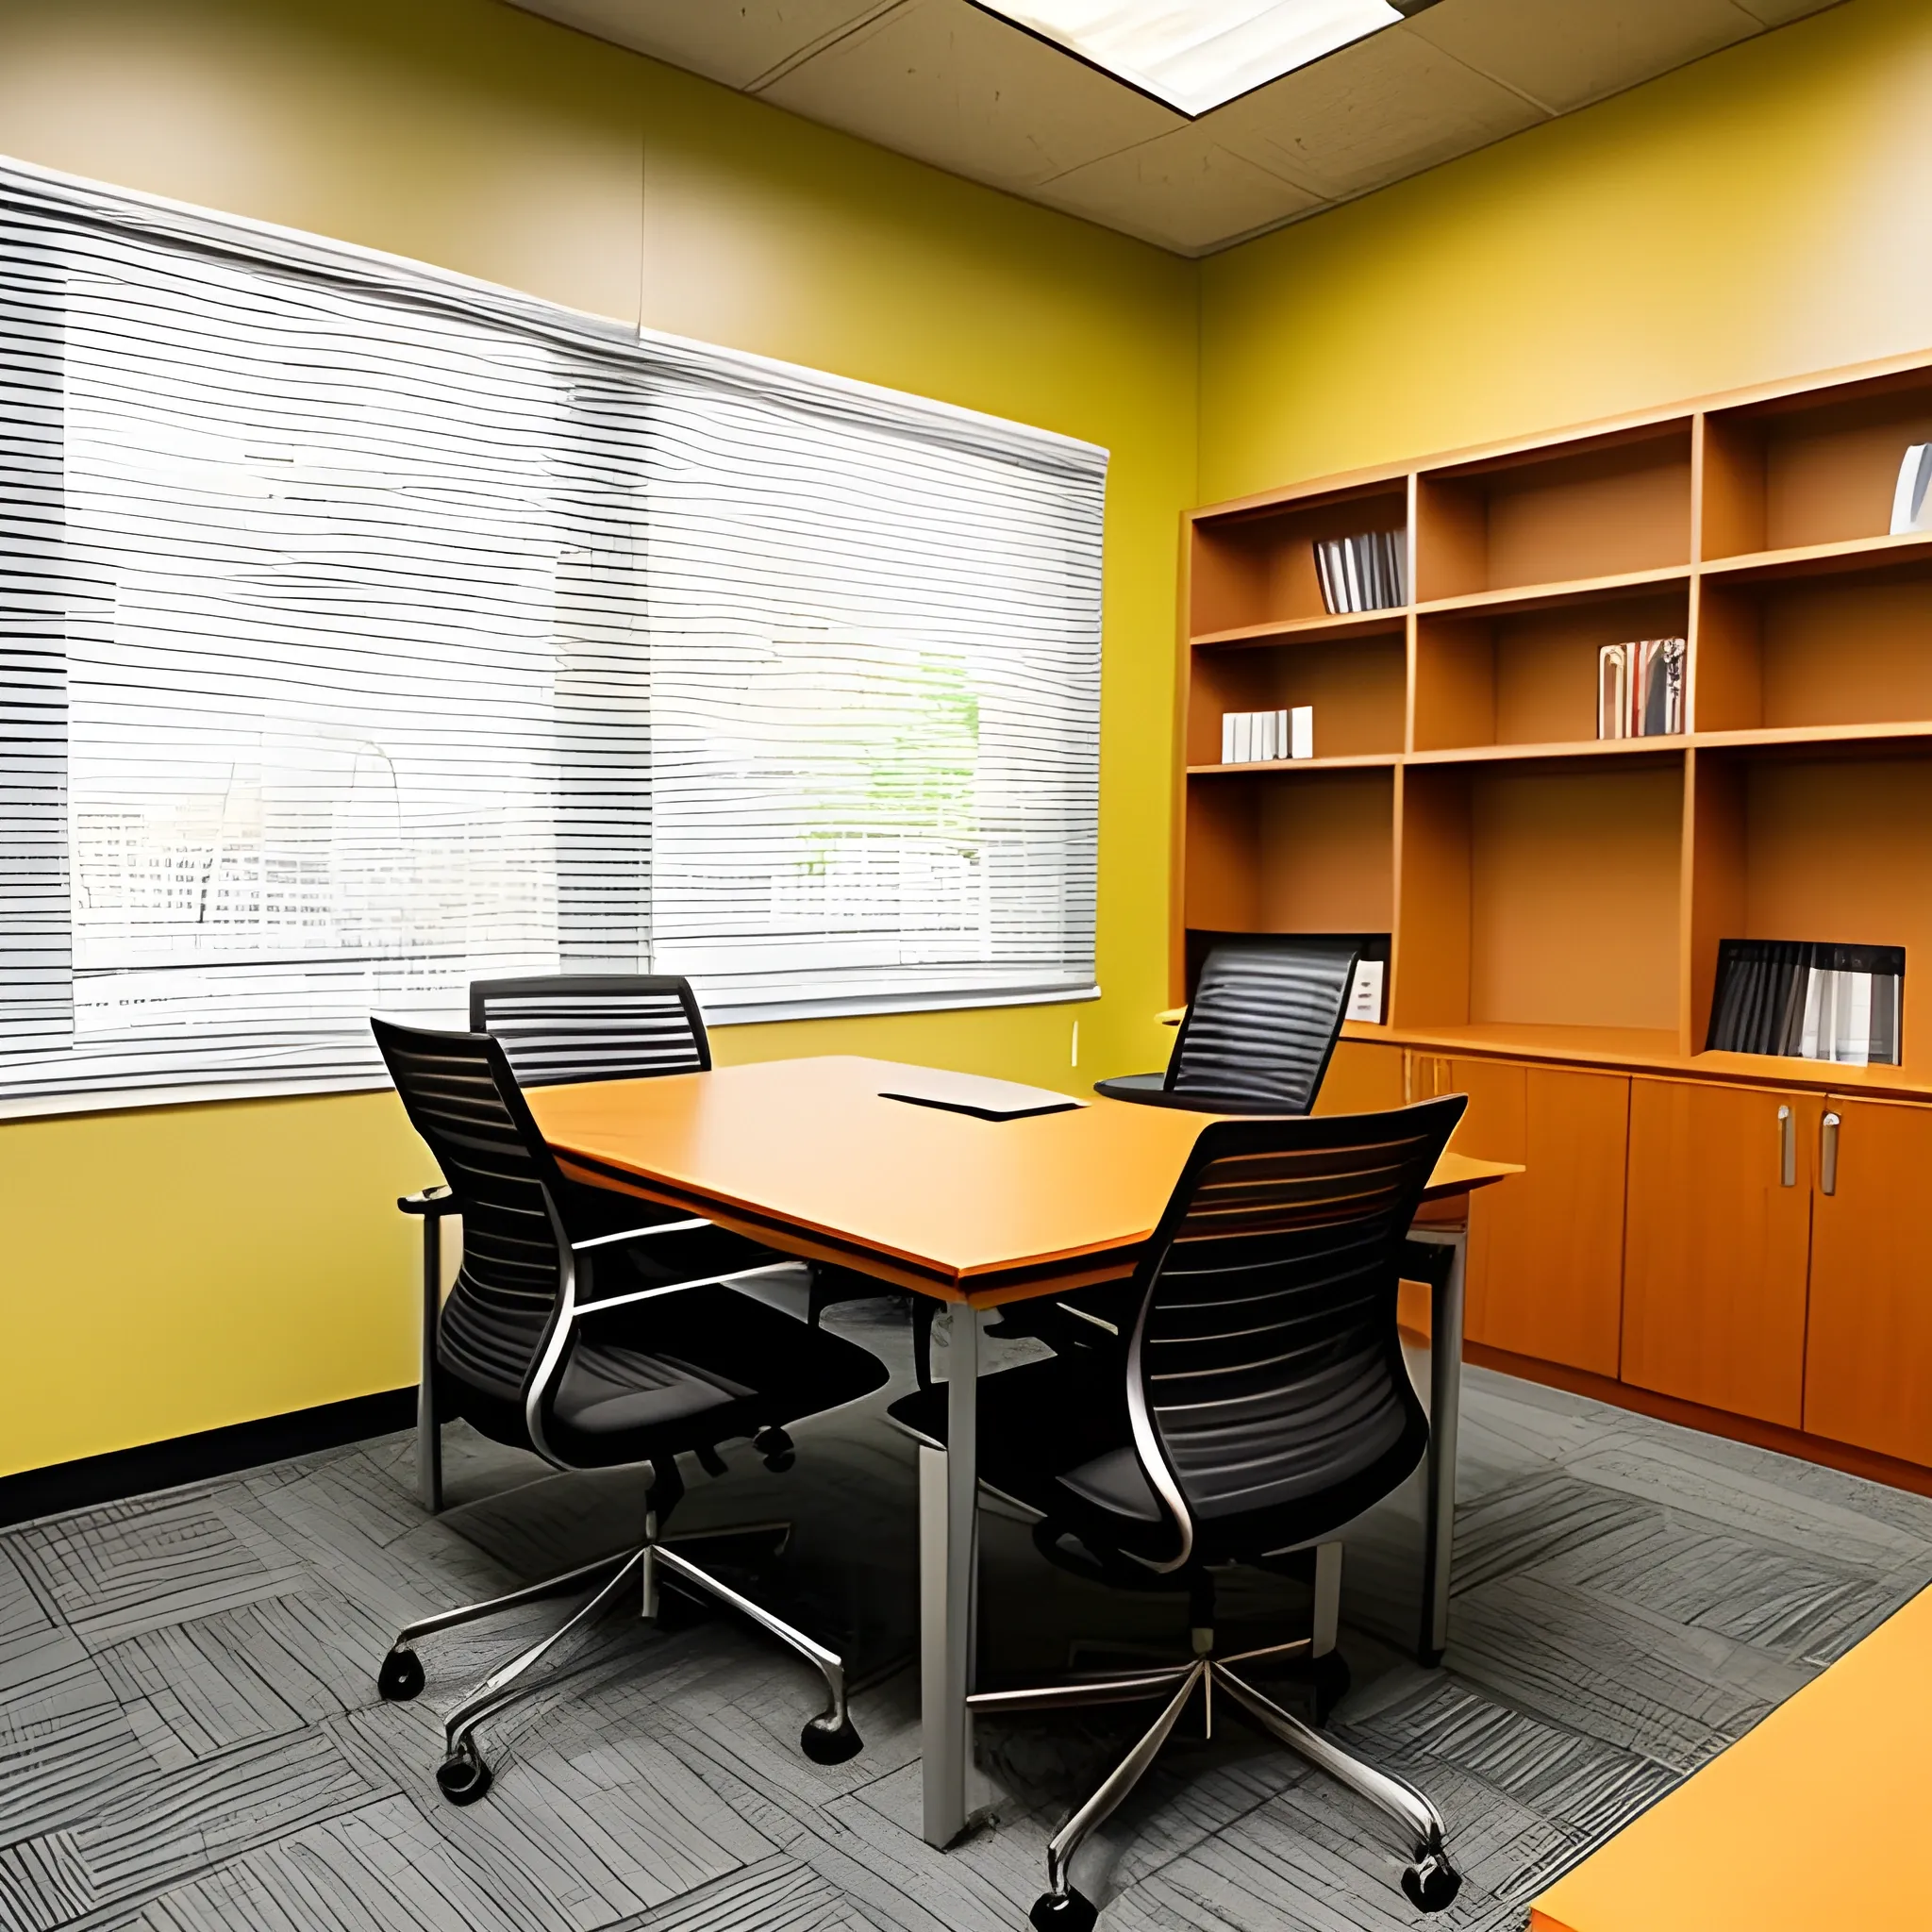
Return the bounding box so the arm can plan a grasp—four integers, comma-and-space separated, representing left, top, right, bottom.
974, 1633, 1459, 1928
377, 1528, 858, 1804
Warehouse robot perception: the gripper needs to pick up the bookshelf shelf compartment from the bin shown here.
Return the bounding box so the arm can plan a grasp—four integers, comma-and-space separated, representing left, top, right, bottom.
1416, 423, 1692, 603
1189, 632, 1406, 766
1396, 758, 1685, 1041
1184, 766, 1393, 938
1414, 584, 1689, 752
1191, 486, 1407, 635
1690, 749, 1932, 1079
1695, 561, 1932, 737
1703, 369, 1932, 560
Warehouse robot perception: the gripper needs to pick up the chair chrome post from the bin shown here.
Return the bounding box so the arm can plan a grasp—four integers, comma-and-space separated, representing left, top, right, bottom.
1214, 1663, 1448, 1858
1312, 1542, 1342, 1658
391, 1549, 633, 1651
967, 1663, 1192, 1714
1041, 1662, 1206, 1907
649, 1542, 859, 1764
438, 1552, 645, 1799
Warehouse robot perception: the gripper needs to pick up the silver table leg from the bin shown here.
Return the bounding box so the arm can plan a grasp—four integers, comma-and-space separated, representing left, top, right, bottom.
418, 1212, 444, 1515
1407, 1225, 1466, 1666
921, 1298, 979, 1847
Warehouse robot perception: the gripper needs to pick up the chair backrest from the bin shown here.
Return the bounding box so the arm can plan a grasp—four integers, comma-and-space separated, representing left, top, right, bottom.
469, 974, 711, 1089
1125, 1096, 1466, 1562
372, 1016, 569, 1408
1165, 938, 1359, 1111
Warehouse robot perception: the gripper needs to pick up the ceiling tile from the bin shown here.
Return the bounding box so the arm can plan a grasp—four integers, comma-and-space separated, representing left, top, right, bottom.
1208, 22, 1545, 206
1401, 0, 1760, 116
756, 0, 1184, 191
1032, 126, 1324, 257
507, 0, 892, 92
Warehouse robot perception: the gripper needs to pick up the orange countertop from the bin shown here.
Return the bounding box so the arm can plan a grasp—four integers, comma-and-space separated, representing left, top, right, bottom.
1532, 1581, 1932, 1932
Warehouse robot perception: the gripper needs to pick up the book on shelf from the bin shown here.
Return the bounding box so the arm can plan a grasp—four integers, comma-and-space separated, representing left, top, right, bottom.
1217, 708, 1311, 764
1707, 938, 1904, 1067
1314, 529, 1406, 615
1597, 638, 1684, 740
1597, 644, 1629, 740
1890, 442, 1932, 535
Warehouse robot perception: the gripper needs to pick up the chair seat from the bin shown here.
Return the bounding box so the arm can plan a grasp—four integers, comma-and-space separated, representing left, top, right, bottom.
1092, 1071, 1167, 1103
890, 1357, 1175, 1560
555, 1341, 753, 1436
888, 1350, 1426, 1566
446, 1284, 888, 1469
1057, 1443, 1163, 1522
1091, 1072, 1307, 1115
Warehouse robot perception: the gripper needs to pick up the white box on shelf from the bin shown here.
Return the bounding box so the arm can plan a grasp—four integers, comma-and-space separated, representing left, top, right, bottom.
1290, 706, 1314, 760
1346, 959, 1385, 1024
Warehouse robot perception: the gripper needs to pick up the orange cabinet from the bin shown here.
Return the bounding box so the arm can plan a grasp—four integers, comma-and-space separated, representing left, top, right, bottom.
1622, 1080, 1818, 1427
1312, 1040, 1405, 1116
1805, 1098, 1932, 1465
1412, 1056, 1628, 1375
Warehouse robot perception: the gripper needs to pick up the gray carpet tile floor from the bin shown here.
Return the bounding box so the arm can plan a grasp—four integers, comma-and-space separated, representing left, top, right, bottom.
5, 1275, 1931, 1932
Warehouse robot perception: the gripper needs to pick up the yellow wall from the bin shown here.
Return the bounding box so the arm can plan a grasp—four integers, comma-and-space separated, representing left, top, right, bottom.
10, 0, 1927, 1477
0, 0, 1196, 1474
1199, 0, 1932, 504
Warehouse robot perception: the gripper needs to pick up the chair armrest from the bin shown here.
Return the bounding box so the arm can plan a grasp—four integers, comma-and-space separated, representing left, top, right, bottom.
569, 1214, 714, 1254
568, 1259, 796, 1321
398, 1186, 457, 1217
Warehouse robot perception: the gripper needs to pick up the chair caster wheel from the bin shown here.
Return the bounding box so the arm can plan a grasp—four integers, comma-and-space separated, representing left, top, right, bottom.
1030, 1889, 1098, 1932
377, 1648, 425, 1703
1401, 1851, 1460, 1913
755, 1427, 795, 1473
800, 1714, 861, 1764
436, 1747, 492, 1807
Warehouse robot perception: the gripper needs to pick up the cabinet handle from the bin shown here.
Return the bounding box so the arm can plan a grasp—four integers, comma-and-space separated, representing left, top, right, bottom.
1821, 1111, 1840, 1197
1777, 1105, 1795, 1188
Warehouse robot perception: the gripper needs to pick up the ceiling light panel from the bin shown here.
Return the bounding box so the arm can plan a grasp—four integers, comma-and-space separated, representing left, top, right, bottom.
976, 0, 1419, 117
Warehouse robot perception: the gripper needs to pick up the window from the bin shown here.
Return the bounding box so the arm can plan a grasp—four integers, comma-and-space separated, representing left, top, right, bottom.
0, 162, 1105, 1110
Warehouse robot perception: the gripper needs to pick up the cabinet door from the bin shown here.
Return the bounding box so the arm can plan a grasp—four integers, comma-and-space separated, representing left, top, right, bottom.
1312, 1041, 1405, 1116
1623, 1080, 1816, 1426
1805, 1098, 1932, 1464
1448, 1060, 1628, 1375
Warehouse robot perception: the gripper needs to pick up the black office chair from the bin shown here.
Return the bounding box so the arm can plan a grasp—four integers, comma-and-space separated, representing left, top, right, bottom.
471, 973, 934, 1385
470, 973, 715, 1087
1093, 936, 1360, 1112
371, 1017, 890, 1807
403, 974, 791, 1511
890, 1096, 1469, 1930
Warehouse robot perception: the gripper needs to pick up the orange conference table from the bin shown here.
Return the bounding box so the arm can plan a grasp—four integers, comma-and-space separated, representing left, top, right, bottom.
527, 1054, 1517, 1849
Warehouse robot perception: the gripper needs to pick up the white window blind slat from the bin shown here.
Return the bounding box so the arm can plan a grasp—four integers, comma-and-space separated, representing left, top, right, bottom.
0, 158, 1105, 1108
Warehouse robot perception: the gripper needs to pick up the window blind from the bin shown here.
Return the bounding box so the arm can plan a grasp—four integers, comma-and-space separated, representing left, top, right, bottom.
0, 159, 1106, 1109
